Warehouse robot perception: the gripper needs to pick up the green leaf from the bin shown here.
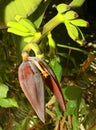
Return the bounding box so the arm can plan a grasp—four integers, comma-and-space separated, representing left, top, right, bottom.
72, 114, 79, 130
0, 98, 18, 108
66, 100, 77, 115
0, 0, 41, 28
63, 86, 82, 130
62, 86, 82, 100
0, 83, 9, 98
49, 57, 62, 82
62, 86, 82, 114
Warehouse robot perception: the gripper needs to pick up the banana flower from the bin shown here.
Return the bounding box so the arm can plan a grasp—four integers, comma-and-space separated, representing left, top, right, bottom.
18, 52, 66, 123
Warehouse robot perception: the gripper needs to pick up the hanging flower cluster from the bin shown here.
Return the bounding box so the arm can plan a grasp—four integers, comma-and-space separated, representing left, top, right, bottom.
18, 51, 66, 123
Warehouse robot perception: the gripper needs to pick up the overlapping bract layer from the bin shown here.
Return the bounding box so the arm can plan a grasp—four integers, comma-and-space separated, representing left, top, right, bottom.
18, 60, 45, 122
18, 57, 66, 123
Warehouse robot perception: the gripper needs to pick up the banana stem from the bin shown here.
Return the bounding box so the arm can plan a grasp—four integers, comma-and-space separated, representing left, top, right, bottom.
22, 32, 44, 58
23, 43, 44, 58
42, 13, 64, 37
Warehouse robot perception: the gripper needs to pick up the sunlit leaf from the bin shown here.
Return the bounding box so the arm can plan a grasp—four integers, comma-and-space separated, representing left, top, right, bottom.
0, 83, 9, 98
0, 98, 18, 108
0, 0, 41, 28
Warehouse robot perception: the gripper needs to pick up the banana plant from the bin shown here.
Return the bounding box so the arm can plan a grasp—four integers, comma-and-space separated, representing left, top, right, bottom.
7, 2, 89, 124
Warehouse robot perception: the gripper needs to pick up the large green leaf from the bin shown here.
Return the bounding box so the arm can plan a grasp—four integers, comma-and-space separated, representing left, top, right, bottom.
0, 0, 41, 28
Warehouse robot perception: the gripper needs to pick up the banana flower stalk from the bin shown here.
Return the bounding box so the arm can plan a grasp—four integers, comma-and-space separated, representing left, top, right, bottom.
18, 52, 66, 123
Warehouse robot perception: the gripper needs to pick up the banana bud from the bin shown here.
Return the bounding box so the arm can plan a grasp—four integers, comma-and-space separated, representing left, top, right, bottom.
18, 53, 66, 122
18, 60, 45, 123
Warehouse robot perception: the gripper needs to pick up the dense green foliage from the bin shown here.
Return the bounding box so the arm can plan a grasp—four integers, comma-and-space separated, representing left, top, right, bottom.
0, 0, 96, 130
